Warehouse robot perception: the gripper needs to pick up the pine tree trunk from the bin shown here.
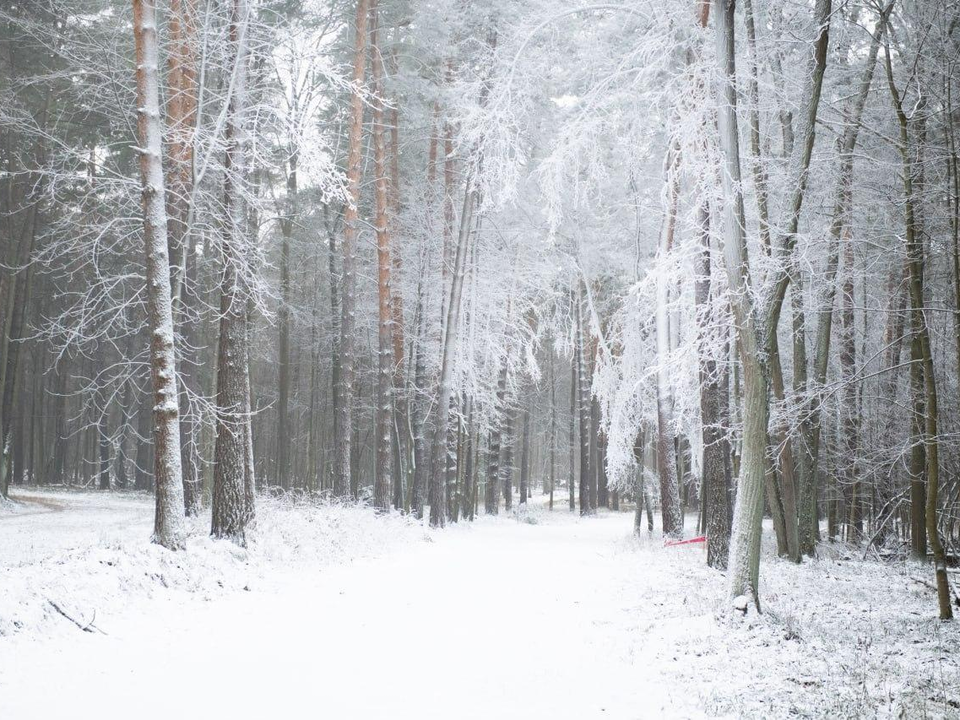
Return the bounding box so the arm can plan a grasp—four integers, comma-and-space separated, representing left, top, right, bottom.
212, 0, 252, 544
387, 68, 410, 511
325, 206, 341, 492
132, 0, 186, 550
134, 397, 153, 491
501, 402, 514, 512
0, 268, 10, 498
370, 0, 393, 513
0, 194, 39, 496
462, 397, 475, 519
575, 290, 591, 516
589, 395, 600, 509
411, 277, 428, 517
166, 0, 202, 514
440, 106, 455, 338
334, 0, 369, 499
98, 415, 110, 490
178, 242, 203, 512
519, 392, 531, 506
549, 345, 556, 511
445, 397, 458, 520
276, 151, 295, 490
116, 366, 134, 490
485, 363, 508, 515
568, 348, 576, 512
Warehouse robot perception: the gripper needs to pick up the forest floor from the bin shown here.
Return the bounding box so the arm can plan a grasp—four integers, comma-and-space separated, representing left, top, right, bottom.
1, 488, 958, 719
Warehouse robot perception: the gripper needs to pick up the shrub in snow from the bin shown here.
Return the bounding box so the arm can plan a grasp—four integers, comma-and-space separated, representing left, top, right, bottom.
514, 502, 542, 525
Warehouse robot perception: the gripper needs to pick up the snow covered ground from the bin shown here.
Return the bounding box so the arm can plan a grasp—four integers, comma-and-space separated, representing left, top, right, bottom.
1, 488, 958, 719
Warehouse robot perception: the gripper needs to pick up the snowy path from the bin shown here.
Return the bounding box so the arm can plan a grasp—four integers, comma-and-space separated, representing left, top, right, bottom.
1, 489, 153, 566
6, 493, 955, 718
0, 506, 696, 720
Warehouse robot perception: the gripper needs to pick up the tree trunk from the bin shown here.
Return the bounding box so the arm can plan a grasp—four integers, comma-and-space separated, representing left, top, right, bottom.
242, 302, 256, 525
275, 152, 295, 490
632, 429, 650, 534
549, 344, 556, 511
519, 391, 531, 506
334, 0, 369, 499
568, 347, 576, 512
212, 0, 252, 544
427, 161, 476, 526
655, 147, 682, 538
762, 0, 832, 564
575, 289, 592, 516
166, 0, 202, 513
427, 220, 464, 524
411, 275, 428, 517
132, 0, 186, 550
325, 206, 341, 492
909, 330, 927, 558
386, 59, 410, 511
485, 363, 508, 515
426, 31, 499, 527
872, 270, 906, 549
589, 396, 600, 509
501, 401, 514, 512
839, 226, 861, 542
695, 198, 730, 569
798, 7, 889, 554
714, 0, 770, 607
98, 415, 110, 490
765, 339, 792, 558
884, 43, 953, 618
462, 397, 475, 519
741, 0, 772, 253
370, 0, 393, 513
134, 396, 153, 492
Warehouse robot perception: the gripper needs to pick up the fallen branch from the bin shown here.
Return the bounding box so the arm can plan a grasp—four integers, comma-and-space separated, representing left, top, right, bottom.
46, 599, 106, 635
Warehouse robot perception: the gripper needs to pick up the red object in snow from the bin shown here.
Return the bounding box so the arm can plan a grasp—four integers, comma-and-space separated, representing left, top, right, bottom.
664, 535, 706, 547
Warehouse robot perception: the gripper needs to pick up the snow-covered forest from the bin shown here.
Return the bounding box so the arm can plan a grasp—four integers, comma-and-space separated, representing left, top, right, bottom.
2, 0, 960, 716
